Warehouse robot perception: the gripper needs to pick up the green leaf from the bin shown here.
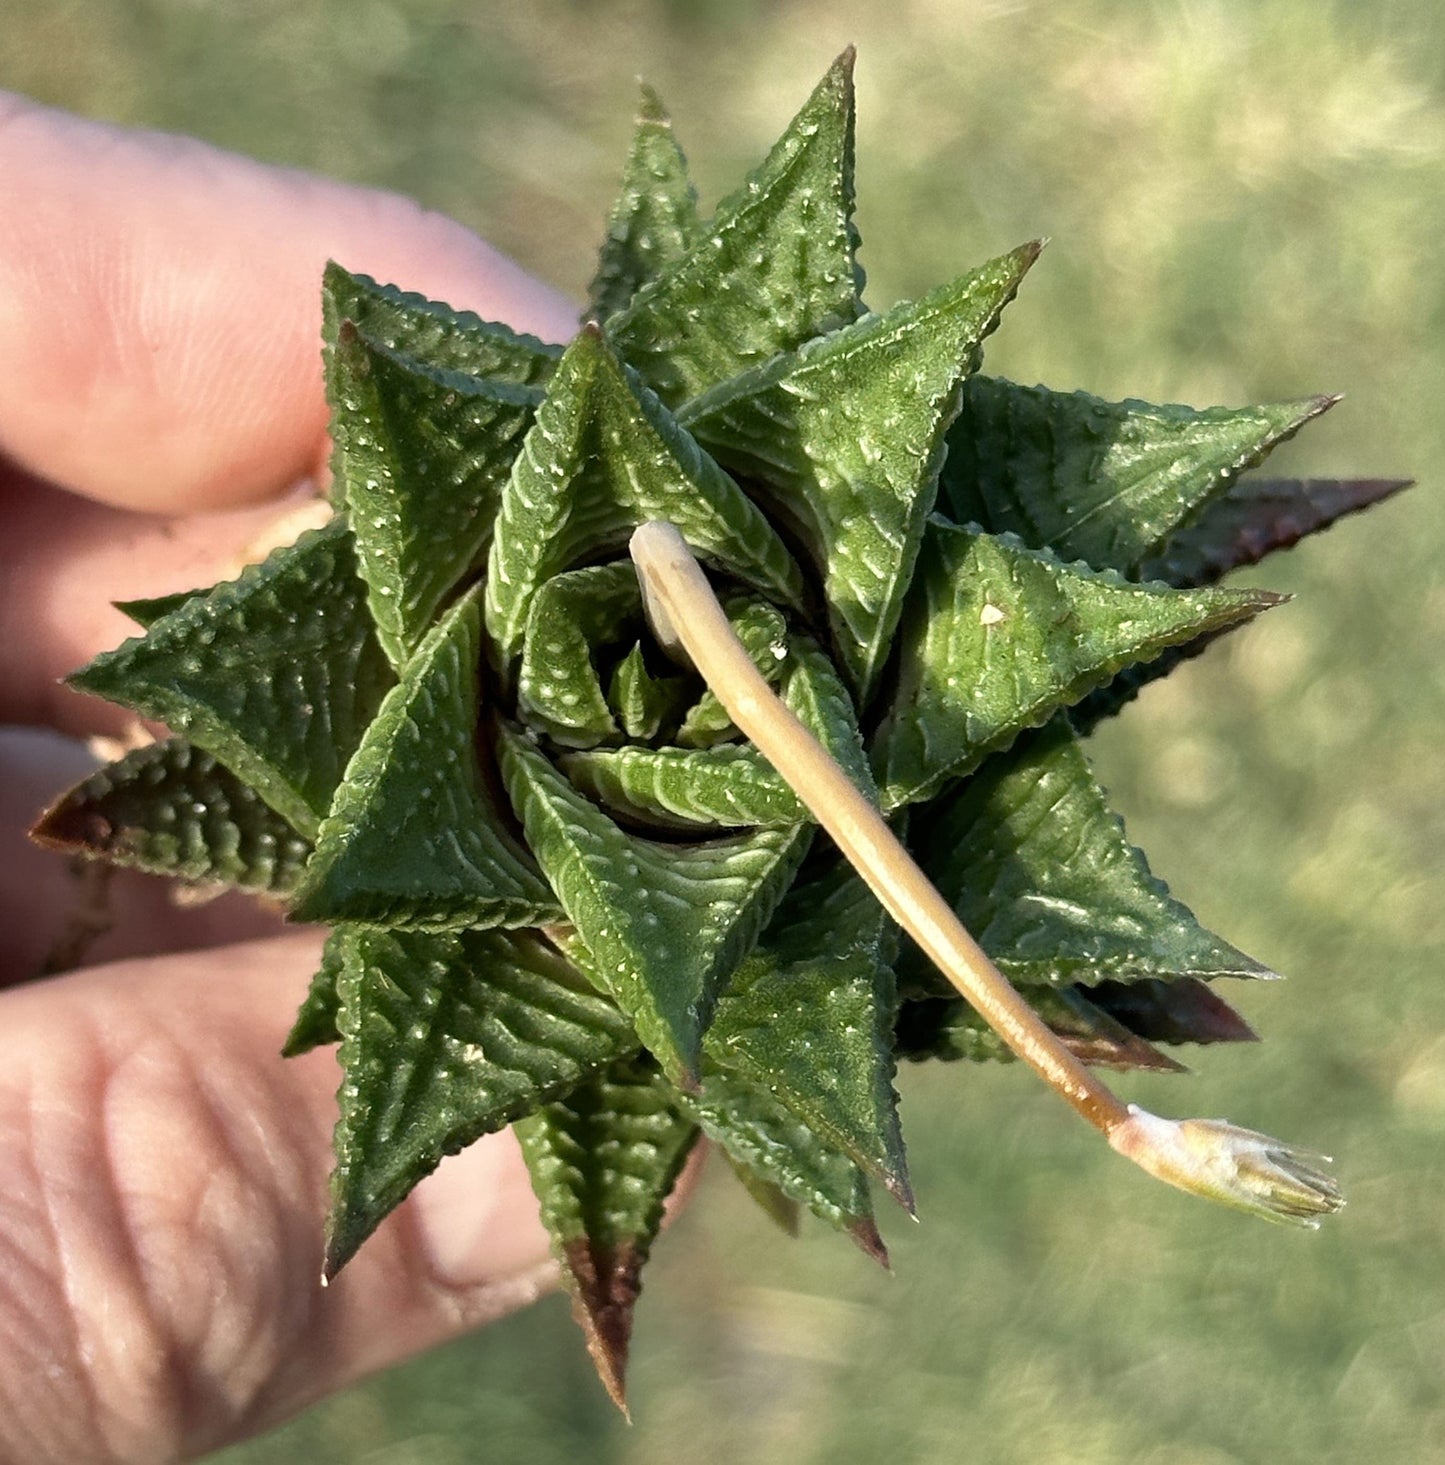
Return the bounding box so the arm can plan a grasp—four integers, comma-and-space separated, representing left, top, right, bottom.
873, 521, 1282, 809
68, 520, 394, 839
1141, 476, 1413, 587
939, 379, 1335, 572
484, 327, 804, 672
675, 597, 789, 747
607, 50, 863, 405
608, 642, 691, 742
683, 244, 1040, 701
281, 926, 348, 1057
895, 987, 1185, 1073
903, 718, 1278, 987
322, 261, 560, 392
114, 588, 206, 628
563, 636, 874, 829
290, 589, 560, 931
587, 85, 702, 324
518, 562, 642, 749
31, 736, 311, 895
1087, 976, 1259, 1046
326, 925, 636, 1277
723, 1153, 801, 1237
498, 724, 811, 1085
328, 323, 540, 665
516, 1054, 698, 1410
706, 861, 910, 1208
678, 1069, 886, 1265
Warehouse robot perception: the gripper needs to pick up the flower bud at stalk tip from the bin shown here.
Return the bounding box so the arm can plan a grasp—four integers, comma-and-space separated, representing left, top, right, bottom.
1108, 1105, 1344, 1227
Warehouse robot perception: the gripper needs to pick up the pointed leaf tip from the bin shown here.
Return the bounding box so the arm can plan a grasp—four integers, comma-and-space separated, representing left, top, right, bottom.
565, 1238, 644, 1415
849, 1215, 891, 1270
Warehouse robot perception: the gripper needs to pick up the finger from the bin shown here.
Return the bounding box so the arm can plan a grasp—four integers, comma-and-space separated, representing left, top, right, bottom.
0, 933, 558, 1463
0, 92, 577, 515
0, 727, 287, 983
0, 469, 326, 733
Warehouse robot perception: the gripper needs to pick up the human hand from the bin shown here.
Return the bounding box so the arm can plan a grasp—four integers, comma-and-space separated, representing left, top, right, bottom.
0, 93, 588, 1463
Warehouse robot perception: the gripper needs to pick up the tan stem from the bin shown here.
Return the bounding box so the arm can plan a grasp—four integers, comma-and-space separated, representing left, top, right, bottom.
629, 520, 1132, 1138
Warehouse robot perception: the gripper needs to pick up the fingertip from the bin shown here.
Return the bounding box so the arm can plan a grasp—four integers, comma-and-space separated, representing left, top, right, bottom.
0, 94, 576, 515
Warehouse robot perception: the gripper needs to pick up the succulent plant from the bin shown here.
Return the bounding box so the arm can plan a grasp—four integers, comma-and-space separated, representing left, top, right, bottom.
34, 49, 1393, 1410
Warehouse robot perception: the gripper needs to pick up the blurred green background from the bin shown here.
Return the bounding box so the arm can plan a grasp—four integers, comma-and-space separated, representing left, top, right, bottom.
6, 1, 1443, 1460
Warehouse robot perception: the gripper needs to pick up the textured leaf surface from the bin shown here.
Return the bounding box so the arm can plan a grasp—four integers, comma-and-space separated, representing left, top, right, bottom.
516, 1055, 698, 1409
322, 262, 560, 393
678, 1069, 885, 1264
290, 591, 559, 930
1141, 476, 1412, 587
904, 718, 1277, 986
706, 861, 909, 1206
499, 725, 810, 1083
939, 379, 1334, 572
281, 926, 348, 1057
874, 521, 1281, 808
588, 86, 702, 324
608, 642, 690, 742
895, 987, 1183, 1072
675, 597, 789, 747
607, 50, 863, 405
68, 520, 394, 838
484, 328, 804, 671
683, 244, 1039, 701
518, 562, 643, 748
326, 925, 636, 1275
329, 323, 539, 665
32, 737, 310, 895
564, 637, 874, 829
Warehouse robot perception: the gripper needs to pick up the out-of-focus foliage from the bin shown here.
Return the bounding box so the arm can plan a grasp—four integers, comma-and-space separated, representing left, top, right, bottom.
7, 2, 1443, 1460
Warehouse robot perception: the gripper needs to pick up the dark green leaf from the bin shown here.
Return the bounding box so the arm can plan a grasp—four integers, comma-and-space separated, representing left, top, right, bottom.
607, 50, 863, 405
675, 597, 789, 747
939, 379, 1335, 572
325, 925, 636, 1277
678, 1068, 886, 1265
874, 521, 1282, 808
1088, 976, 1259, 1047
895, 987, 1185, 1073
498, 724, 811, 1085
706, 861, 910, 1208
68, 520, 394, 839
564, 636, 874, 829
1141, 476, 1413, 587
484, 328, 804, 672
587, 85, 702, 324
322, 261, 560, 393
31, 736, 310, 895
328, 323, 540, 665
683, 244, 1040, 701
281, 926, 347, 1056
516, 1054, 698, 1410
517, 562, 642, 749
608, 642, 691, 742
290, 589, 560, 931
114, 589, 205, 628
904, 717, 1278, 986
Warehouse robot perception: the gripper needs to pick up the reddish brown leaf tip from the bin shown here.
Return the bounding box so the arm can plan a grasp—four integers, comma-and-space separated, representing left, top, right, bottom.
564, 1238, 644, 1415
847, 1215, 891, 1271
29, 795, 115, 857
834, 44, 858, 76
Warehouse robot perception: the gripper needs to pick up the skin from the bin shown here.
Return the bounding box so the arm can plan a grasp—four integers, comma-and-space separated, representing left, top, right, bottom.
0, 93, 602, 1463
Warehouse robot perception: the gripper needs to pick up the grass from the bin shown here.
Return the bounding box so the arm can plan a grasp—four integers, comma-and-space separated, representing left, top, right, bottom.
5, 1, 1444, 1459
